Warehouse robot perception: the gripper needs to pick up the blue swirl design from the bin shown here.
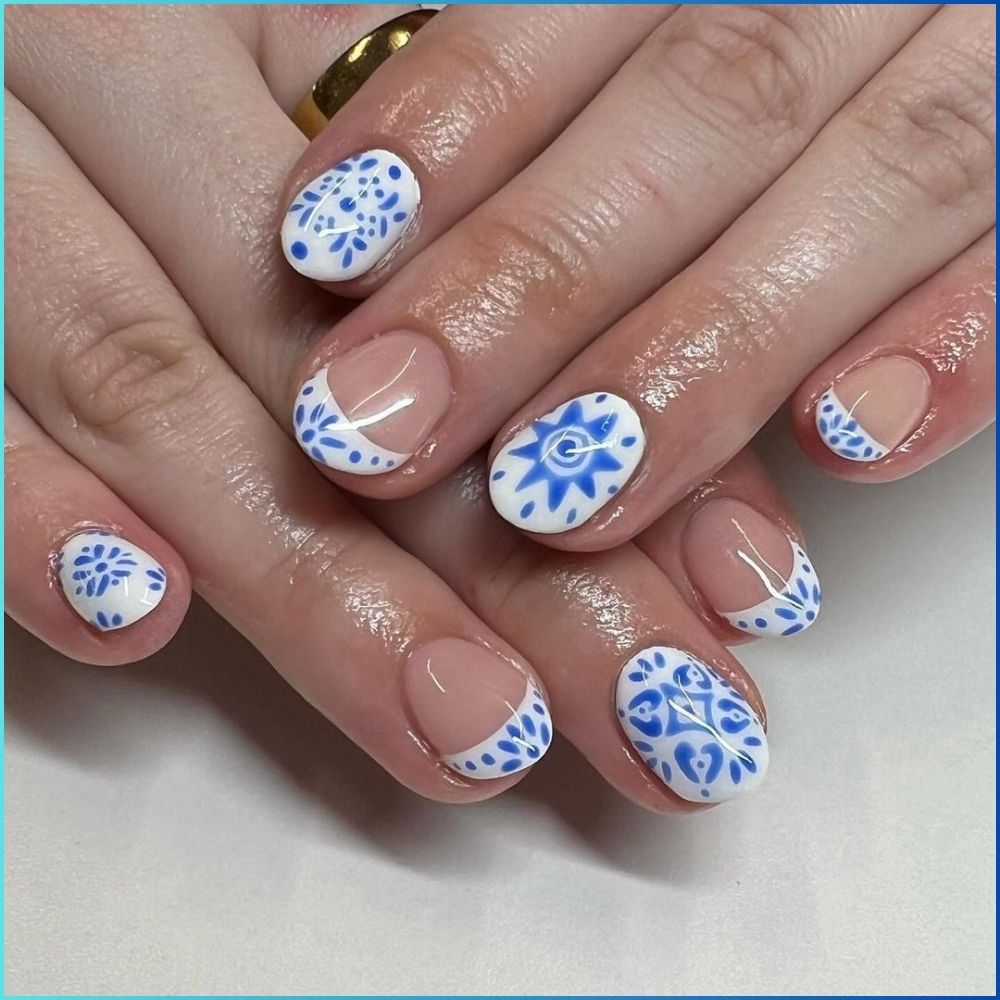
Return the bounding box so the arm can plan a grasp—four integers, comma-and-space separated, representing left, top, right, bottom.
617, 648, 767, 801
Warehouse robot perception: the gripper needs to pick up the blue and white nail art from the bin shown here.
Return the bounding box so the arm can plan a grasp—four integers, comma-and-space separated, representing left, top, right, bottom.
443, 683, 553, 780
721, 539, 821, 638
616, 646, 768, 803
293, 367, 410, 474
281, 149, 420, 281
489, 391, 644, 534
815, 387, 887, 462
56, 530, 166, 631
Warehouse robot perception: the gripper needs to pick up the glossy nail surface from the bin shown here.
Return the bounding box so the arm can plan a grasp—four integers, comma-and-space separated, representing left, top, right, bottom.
281, 149, 419, 281
489, 391, 644, 533
56, 530, 166, 631
683, 499, 820, 638
816, 356, 931, 462
293, 332, 451, 474
404, 638, 553, 779
616, 646, 768, 803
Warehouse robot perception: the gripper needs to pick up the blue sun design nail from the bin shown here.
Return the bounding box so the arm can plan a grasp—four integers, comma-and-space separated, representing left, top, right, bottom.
489, 391, 645, 533
56, 531, 167, 632
616, 646, 768, 803
281, 149, 419, 281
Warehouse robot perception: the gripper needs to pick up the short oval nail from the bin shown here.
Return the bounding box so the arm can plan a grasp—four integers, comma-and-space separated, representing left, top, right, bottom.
281, 149, 420, 281
682, 499, 820, 639
403, 638, 553, 779
56, 530, 167, 631
615, 645, 768, 803
816, 355, 931, 462
489, 391, 645, 533
293, 331, 452, 474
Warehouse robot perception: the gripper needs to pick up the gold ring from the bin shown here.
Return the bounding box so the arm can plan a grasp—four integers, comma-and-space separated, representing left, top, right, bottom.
292, 9, 437, 139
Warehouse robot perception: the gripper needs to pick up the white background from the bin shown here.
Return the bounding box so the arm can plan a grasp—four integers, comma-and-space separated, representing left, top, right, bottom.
5, 422, 996, 996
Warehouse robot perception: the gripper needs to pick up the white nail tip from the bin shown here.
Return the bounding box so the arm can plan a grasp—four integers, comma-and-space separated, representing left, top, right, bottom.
720, 538, 821, 638
815, 388, 888, 462
293, 367, 410, 474
281, 150, 419, 281
616, 647, 768, 803
443, 683, 553, 780
489, 391, 644, 534
56, 531, 166, 631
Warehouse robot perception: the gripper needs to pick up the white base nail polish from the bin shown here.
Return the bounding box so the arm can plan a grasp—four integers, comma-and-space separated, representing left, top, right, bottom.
616, 646, 768, 803
293, 367, 411, 474
721, 539, 821, 638
816, 388, 887, 461
56, 531, 166, 631
281, 150, 419, 281
443, 683, 553, 780
489, 391, 644, 534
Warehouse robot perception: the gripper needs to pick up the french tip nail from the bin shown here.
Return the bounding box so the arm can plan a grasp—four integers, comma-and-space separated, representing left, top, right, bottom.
281, 149, 419, 281
56, 530, 166, 631
489, 391, 645, 534
615, 646, 768, 804
404, 638, 552, 780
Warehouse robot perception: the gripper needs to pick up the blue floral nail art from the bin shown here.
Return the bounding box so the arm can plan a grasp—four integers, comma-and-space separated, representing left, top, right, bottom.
720, 540, 821, 639
489, 391, 645, 533
281, 150, 419, 281
616, 646, 768, 803
815, 388, 887, 462
56, 531, 167, 632
443, 683, 553, 780
292, 367, 410, 474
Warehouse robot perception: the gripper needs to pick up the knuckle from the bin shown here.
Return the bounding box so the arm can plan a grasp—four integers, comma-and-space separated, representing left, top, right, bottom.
54, 289, 213, 444
643, 5, 818, 141
847, 44, 996, 208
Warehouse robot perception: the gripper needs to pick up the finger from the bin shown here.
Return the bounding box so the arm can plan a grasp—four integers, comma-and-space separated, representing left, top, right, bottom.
635, 449, 820, 643
795, 230, 995, 478
365, 457, 770, 812
488, 4, 994, 549
4, 94, 552, 801
292, 3, 933, 490
4, 393, 189, 665
277, 3, 672, 287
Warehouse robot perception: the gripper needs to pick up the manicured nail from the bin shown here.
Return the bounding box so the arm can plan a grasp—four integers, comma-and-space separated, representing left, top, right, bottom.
403, 638, 553, 779
616, 646, 768, 803
281, 149, 420, 281
489, 391, 645, 533
56, 530, 166, 632
682, 498, 820, 638
816, 355, 931, 462
293, 331, 451, 474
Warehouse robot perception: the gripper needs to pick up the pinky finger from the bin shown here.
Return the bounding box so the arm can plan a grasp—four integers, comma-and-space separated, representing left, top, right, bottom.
794, 232, 995, 480
4, 393, 190, 664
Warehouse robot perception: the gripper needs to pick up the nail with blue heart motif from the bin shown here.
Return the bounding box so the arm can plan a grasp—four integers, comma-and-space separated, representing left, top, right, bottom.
616, 645, 768, 803
489, 391, 645, 534
404, 638, 553, 780
56, 530, 167, 631
281, 149, 420, 281
682, 499, 820, 639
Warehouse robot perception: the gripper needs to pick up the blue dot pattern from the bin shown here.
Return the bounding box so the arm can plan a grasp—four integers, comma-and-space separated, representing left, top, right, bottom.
281, 149, 419, 281
443, 684, 553, 780
720, 540, 821, 639
616, 646, 768, 803
815, 388, 887, 462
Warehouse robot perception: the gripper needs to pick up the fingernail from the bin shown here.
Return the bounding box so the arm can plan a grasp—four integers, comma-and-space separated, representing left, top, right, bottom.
56, 530, 167, 631
682, 498, 820, 638
615, 646, 768, 803
816, 356, 931, 462
403, 638, 553, 780
489, 391, 645, 533
281, 149, 420, 281
293, 331, 451, 474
